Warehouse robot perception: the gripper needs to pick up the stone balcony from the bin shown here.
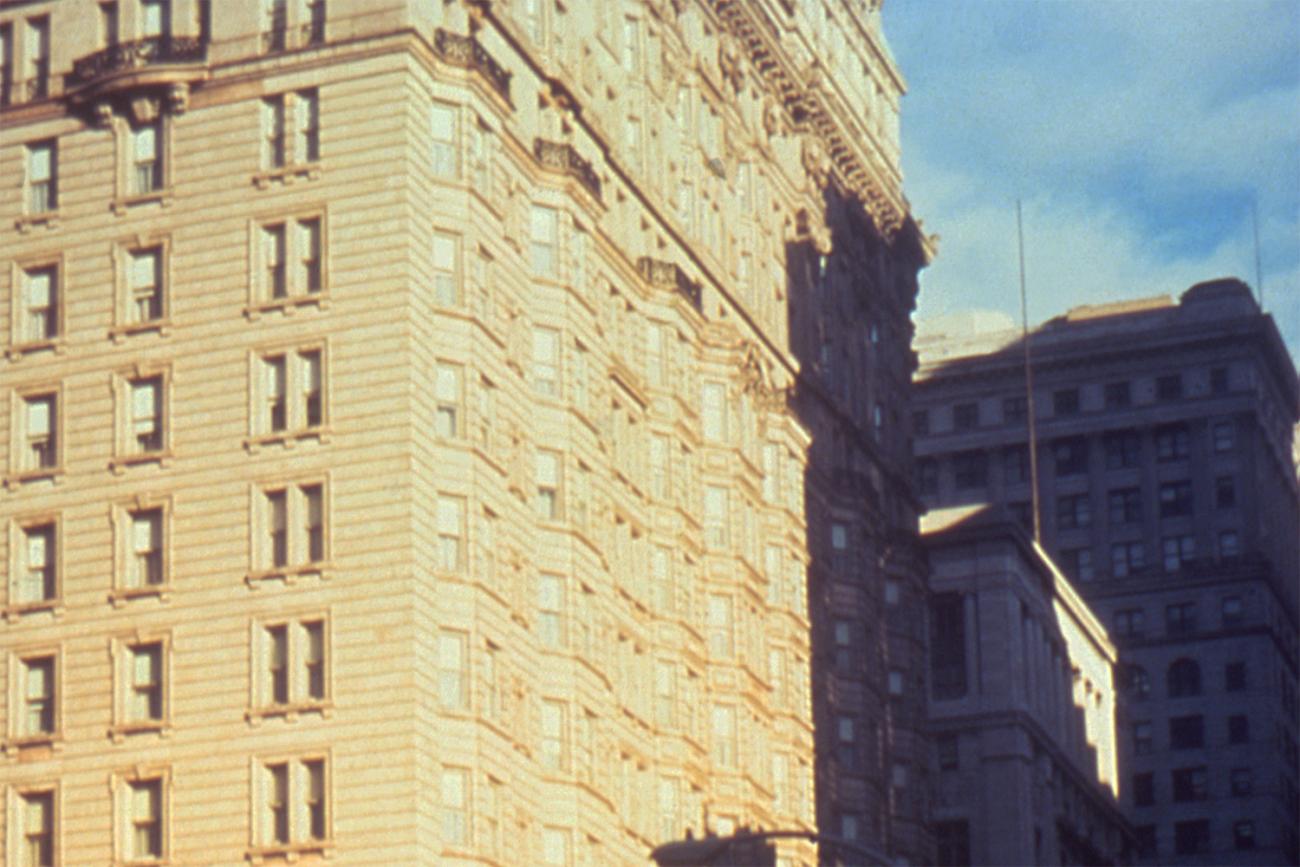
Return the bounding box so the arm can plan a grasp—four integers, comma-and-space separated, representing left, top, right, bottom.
65, 36, 209, 117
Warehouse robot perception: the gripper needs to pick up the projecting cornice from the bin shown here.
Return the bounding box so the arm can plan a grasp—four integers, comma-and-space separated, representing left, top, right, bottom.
708, 0, 911, 240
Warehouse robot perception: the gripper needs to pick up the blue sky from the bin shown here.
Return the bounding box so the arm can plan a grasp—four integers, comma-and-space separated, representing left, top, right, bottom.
882, 0, 1300, 362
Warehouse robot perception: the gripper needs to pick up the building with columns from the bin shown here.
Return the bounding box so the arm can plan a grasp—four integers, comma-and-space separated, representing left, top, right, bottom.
0, 0, 929, 864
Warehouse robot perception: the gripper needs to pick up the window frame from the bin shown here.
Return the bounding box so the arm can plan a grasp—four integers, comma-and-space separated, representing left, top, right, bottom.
7, 383, 63, 485
109, 631, 172, 740
109, 494, 173, 605
248, 476, 331, 584
430, 100, 460, 180
113, 766, 171, 865
6, 646, 61, 750
249, 611, 332, 722
23, 139, 58, 222
6, 511, 62, 618
246, 340, 330, 448
110, 114, 172, 212
255, 88, 322, 185
8, 255, 66, 357
110, 365, 173, 471
249, 752, 332, 858
8, 783, 61, 867
110, 236, 172, 340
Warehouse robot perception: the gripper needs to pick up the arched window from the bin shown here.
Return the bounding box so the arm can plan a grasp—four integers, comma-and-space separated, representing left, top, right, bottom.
1167, 658, 1202, 697
1125, 665, 1151, 700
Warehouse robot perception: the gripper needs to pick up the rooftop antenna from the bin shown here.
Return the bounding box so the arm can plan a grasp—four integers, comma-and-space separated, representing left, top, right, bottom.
1251, 197, 1264, 310
1017, 199, 1042, 544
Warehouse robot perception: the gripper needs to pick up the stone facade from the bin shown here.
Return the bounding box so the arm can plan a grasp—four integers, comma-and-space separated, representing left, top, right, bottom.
924, 505, 1129, 866
914, 281, 1300, 866
0, 1, 929, 864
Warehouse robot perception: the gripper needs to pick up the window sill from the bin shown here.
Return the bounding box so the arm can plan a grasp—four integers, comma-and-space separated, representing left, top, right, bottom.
112, 188, 174, 215
4, 600, 64, 622
245, 563, 330, 588
15, 211, 60, 233
6, 338, 64, 361
253, 162, 323, 189
109, 585, 172, 608
3, 468, 64, 490
110, 319, 172, 343
109, 721, 170, 743
109, 451, 174, 474
245, 702, 333, 725
244, 293, 329, 320
246, 841, 333, 863
245, 428, 332, 453
2, 734, 61, 757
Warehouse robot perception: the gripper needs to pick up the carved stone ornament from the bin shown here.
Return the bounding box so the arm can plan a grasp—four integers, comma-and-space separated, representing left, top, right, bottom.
93, 101, 114, 127
718, 35, 744, 95
166, 83, 190, 114
762, 96, 783, 138
801, 134, 831, 189
130, 95, 160, 124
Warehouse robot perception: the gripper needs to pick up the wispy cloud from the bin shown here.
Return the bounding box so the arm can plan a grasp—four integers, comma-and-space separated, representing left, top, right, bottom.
884, 0, 1300, 360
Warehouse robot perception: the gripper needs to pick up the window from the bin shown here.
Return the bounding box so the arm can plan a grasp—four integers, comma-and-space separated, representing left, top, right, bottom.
916, 458, 938, 496
18, 265, 59, 345
1110, 541, 1145, 577
257, 216, 324, 303
125, 642, 165, 726
141, 0, 170, 38
1063, 548, 1094, 583
1225, 661, 1247, 692
263, 0, 288, 50
1159, 481, 1193, 518
836, 716, 858, 769
711, 705, 736, 767
434, 362, 462, 438
888, 669, 904, 696
129, 376, 164, 455
702, 382, 727, 441
1124, 665, 1151, 699
1133, 721, 1153, 755
1174, 819, 1209, 856
1107, 488, 1142, 524
1052, 438, 1088, 476
1157, 374, 1183, 401
16, 654, 57, 740
431, 231, 460, 306
19, 392, 59, 474
1228, 714, 1249, 744
1103, 430, 1140, 469
258, 618, 327, 712
540, 700, 567, 770
123, 776, 166, 861
1166, 602, 1197, 635
1169, 714, 1204, 749
1002, 445, 1029, 484
930, 593, 967, 700
1219, 530, 1240, 559
953, 450, 988, 489
1162, 535, 1195, 572
127, 246, 165, 325
1221, 595, 1243, 626
1215, 475, 1236, 509
430, 101, 459, 178
537, 575, 565, 649
1211, 366, 1229, 394
1133, 772, 1154, 806
1052, 388, 1079, 416
17, 788, 56, 866
1234, 821, 1256, 851
1171, 767, 1207, 802
935, 820, 971, 867
127, 508, 165, 588
531, 327, 560, 396
953, 402, 978, 430
1167, 658, 1201, 697
435, 495, 464, 571
261, 90, 318, 169
912, 409, 929, 436
1230, 767, 1253, 796
1155, 424, 1189, 461
262, 96, 286, 167
541, 827, 569, 866
130, 120, 163, 195
1115, 609, 1144, 637
1056, 494, 1091, 529
0, 25, 10, 108
24, 17, 49, 100
256, 347, 324, 438
530, 205, 558, 277
256, 482, 326, 574
1212, 420, 1235, 452
440, 768, 469, 847
707, 595, 733, 657
534, 451, 562, 520
14, 520, 58, 608
304, 0, 326, 44
703, 486, 728, 547
434, 630, 469, 709
937, 735, 959, 771
296, 89, 319, 161
257, 758, 328, 850
1002, 395, 1026, 424
1104, 381, 1131, 408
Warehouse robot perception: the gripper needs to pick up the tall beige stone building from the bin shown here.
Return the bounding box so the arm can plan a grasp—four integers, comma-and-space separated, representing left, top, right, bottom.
0, 0, 929, 864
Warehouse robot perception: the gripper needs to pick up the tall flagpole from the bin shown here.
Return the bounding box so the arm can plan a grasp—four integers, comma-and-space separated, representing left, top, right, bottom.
1017, 200, 1041, 545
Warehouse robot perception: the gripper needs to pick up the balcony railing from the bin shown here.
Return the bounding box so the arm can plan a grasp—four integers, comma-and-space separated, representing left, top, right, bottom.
533, 138, 602, 202
68, 36, 207, 89
432, 28, 511, 104
637, 257, 702, 312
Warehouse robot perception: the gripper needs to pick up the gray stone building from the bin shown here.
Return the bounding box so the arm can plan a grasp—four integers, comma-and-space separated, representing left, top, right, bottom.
913, 279, 1300, 865
923, 504, 1130, 866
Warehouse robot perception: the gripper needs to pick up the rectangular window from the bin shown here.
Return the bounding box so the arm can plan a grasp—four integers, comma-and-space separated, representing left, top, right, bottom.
1228, 713, 1249, 743
1002, 395, 1026, 424
20, 654, 56, 738
532, 328, 560, 396
434, 362, 462, 438
432, 231, 459, 306
1103, 430, 1140, 469
20, 265, 59, 343
1215, 475, 1236, 510
18, 521, 57, 605
1156, 374, 1183, 401
22, 393, 58, 472
1063, 547, 1094, 583
537, 575, 565, 649
707, 594, 733, 657
1111, 541, 1145, 577
431, 102, 459, 178
440, 768, 469, 847
704, 485, 728, 548
953, 402, 978, 430
1053, 437, 1088, 476
25, 17, 49, 100
128, 642, 164, 723
1211, 366, 1229, 394
912, 409, 930, 436
1165, 602, 1197, 635
1221, 595, 1243, 626
127, 508, 164, 588
1158, 481, 1193, 518
435, 495, 464, 571
1155, 424, 1190, 461
1212, 420, 1235, 452
541, 827, 569, 866
530, 205, 558, 277
953, 450, 988, 489
1055, 494, 1091, 529
19, 789, 56, 866
540, 700, 567, 770
259, 217, 323, 301
1219, 530, 1240, 559
259, 618, 327, 710
935, 821, 971, 867
1107, 487, 1141, 524
262, 90, 317, 167
1169, 714, 1204, 749
262, 96, 286, 167
130, 120, 162, 195
304, 0, 326, 44
295, 89, 319, 162
1225, 661, 1247, 692
437, 630, 467, 709
930, 593, 967, 699
1230, 767, 1253, 796
128, 247, 164, 324
1052, 388, 1079, 416
258, 482, 326, 573
1162, 535, 1195, 572
1115, 608, 1144, 637
916, 459, 938, 496
1133, 721, 1152, 755
259, 758, 328, 848
711, 705, 736, 767
129, 376, 163, 454
1133, 772, 1154, 806
141, 0, 170, 37
0, 25, 11, 107
534, 451, 562, 520
650, 435, 670, 500
1171, 766, 1207, 802
26, 140, 56, 214
258, 348, 324, 436
1002, 445, 1029, 484
128, 778, 164, 859
1104, 381, 1131, 408
1174, 820, 1209, 856
1234, 821, 1256, 851
702, 382, 727, 441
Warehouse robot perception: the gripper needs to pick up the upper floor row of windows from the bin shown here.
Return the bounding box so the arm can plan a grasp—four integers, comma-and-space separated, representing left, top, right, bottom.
914, 366, 1239, 437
